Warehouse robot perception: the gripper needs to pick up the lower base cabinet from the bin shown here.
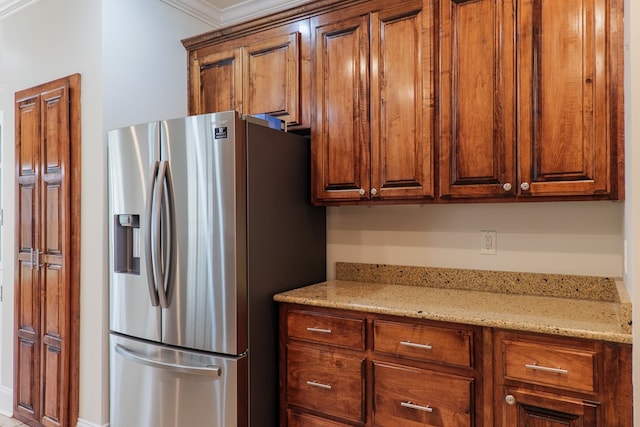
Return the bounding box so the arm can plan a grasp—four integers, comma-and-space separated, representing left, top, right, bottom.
279, 303, 632, 427
493, 330, 632, 427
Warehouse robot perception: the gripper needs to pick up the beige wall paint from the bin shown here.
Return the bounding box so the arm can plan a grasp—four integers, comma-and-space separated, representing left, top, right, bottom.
327, 202, 623, 280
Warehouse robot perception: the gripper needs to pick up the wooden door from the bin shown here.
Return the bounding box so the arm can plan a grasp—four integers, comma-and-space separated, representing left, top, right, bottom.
243, 32, 302, 126
500, 387, 599, 426
370, 0, 434, 201
439, 0, 516, 199
189, 48, 243, 115
517, 0, 610, 197
310, 10, 370, 203
14, 74, 81, 427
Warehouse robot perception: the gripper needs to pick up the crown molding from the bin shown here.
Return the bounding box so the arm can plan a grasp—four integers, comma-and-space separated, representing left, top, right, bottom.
160, 0, 223, 27
161, 0, 309, 28
0, 0, 39, 19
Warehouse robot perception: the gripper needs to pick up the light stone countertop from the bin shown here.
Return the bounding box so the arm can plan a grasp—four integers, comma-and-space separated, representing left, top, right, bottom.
274, 263, 632, 344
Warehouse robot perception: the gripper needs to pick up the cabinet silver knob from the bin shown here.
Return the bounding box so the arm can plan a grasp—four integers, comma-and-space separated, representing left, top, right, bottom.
503, 183, 512, 191
370, 188, 378, 195
505, 395, 516, 405
521, 182, 530, 191
358, 188, 365, 196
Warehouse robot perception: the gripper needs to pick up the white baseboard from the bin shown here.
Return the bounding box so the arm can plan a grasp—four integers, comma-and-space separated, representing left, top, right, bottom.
76, 419, 109, 427
0, 385, 12, 417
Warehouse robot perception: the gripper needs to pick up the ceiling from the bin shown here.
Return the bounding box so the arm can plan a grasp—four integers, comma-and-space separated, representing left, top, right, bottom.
0, 0, 308, 27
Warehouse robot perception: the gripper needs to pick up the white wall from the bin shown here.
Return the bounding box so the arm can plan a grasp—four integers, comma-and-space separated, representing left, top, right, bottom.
0, 0, 103, 421
103, 0, 211, 130
0, 0, 211, 425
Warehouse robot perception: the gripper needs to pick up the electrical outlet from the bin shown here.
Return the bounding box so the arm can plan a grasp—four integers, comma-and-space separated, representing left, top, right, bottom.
480, 230, 497, 255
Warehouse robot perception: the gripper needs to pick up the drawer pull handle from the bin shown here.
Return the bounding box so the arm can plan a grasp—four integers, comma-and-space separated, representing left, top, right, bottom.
306, 327, 332, 334
525, 363, 569, 375
401, 401, 433, 413
400, 341, 433, 350
306, 380, 332, 390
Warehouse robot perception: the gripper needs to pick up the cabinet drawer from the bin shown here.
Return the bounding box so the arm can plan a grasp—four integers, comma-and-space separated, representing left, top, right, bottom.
287, 310, 365, 350
502, 339, 597, 393
373, 362, 473, 427
287, 410, 353, 427
373, 320, 472, 367
287, 345, 365, 423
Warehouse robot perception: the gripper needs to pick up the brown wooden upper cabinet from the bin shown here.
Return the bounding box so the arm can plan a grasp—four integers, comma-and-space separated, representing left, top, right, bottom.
310, 0, 435, 204
439, 0, 624, 200
183, 0, 624, 204
183, 19, 310, 129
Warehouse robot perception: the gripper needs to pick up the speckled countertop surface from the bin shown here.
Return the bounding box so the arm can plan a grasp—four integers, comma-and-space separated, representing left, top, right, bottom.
274, 263, 632, 344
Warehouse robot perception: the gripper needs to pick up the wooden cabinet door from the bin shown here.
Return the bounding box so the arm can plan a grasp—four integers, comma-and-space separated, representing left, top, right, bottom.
311, 11, 370, 203
15, 90, 42, 425
517, 0, 611, 197
243, 32, 302, 126
186, 23, 309, 129
439, 0, 516, 198
370, 0, 434, 200
14, 74, 80, 427
189, 48, 243, 115
499, 387, 599, 427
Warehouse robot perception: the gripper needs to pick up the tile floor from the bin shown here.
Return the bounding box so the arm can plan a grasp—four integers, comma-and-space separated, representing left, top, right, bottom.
0, 414, 25, 426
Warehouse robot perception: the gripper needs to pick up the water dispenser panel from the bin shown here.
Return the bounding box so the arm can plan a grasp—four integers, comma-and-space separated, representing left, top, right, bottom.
114, 214, 140, 274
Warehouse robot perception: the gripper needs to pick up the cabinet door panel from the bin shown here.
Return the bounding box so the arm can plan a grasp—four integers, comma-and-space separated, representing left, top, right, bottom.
439, 0, 516, 198
518, 0, 608, 196
194, 49, 242, 114
500, 387, 599, 427
370, 1, 434, 200
243, 32, 301, 126
311, 14, 370, 202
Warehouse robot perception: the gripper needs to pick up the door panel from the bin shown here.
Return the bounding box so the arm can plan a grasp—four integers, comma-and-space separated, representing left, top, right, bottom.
15, 94, 41, 423
500, 387, 599, 426
243, 32, 301, 125
439, 0, 516, 198
110, 334, 244, 427
14, 74, 80, 427
108, 122, 162, 343
160, 112, 244, 355
311, 13, 370, 202
371, 1, 434, 200
518, 0, 608, 196
196, 49, 243, 114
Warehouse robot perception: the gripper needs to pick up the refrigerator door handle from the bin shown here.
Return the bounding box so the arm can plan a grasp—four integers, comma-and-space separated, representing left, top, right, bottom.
155, 160, 176, 309
144, 161, 161, 306
114, 344, 223, 377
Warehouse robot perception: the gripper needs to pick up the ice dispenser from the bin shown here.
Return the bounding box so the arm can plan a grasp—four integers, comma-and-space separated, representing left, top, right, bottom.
114, 214, 140, 274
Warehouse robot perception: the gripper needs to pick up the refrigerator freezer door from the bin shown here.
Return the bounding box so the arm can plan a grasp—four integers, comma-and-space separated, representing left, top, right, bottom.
108, 122, 162, 342
160, 112, 246, 355
110, 334, 243, 427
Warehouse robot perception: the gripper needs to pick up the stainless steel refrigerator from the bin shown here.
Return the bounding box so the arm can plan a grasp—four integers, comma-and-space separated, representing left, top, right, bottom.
107, 111, 326, 427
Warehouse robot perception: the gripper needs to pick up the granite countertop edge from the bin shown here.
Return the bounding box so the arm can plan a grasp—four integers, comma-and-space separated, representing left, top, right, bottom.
274, 279, 632, 344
